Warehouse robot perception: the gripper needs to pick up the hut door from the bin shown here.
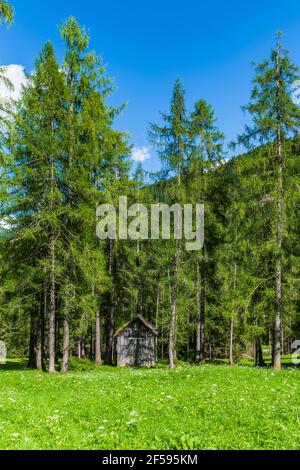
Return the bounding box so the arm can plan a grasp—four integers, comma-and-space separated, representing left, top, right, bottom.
128, 336, 146, 366
128, 322, 147, 366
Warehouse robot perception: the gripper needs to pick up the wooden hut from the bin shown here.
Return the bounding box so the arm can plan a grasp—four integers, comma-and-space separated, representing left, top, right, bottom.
115, 315, 158, 367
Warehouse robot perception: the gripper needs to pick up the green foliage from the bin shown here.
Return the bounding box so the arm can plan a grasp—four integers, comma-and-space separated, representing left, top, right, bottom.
67, 356, 96, 372
237, 33, 300, 148
0, 1, 14, 25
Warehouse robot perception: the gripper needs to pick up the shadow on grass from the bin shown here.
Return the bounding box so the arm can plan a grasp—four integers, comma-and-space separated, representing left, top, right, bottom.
0, 359, 28, 371
0, 357, 299, 373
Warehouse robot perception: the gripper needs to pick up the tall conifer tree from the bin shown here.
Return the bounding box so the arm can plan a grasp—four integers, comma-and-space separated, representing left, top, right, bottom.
149, 78, 189, 368
237, 33, 300, 369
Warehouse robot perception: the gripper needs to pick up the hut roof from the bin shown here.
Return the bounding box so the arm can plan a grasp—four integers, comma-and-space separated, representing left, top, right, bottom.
114, 314, 158, 337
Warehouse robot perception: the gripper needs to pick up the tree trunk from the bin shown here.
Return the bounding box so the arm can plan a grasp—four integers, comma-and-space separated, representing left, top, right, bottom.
229, 318, 234, 366
90, 326, 94, 360
55, 315, 60, 365
155, 287, 159, 363
273, 55, 283, 371
36, 297, 45, 370
168, 242, 180, 369
48, 150, 56, 374
28, 308, 37, 369
106, 293, 115, 364
48, 236, 56, 374
273, 147, 283, 370
43, 282, 48, 361
229, 262, 237, 366
77, 339, 81, 358
254, 337, 265, 367
81, 337, 86, 358
186, 310, 190, 360
95, 309, 102, 366
269, 329, 272, 357
106, 240, 115, 365
196, 254, 205, 363
61, 316, 70, 372
168, 306, 176, 369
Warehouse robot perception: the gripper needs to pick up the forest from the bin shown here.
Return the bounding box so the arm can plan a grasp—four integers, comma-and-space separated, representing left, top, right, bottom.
0, 2, 299, 376
1, 0, 300, 453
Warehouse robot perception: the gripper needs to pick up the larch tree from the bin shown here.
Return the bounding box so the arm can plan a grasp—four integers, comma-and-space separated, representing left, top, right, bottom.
237, 33, 300, 370
149, 78, 189, 369
59, 17, 125, 370
189, 99, 224, 362
6, 43, 68, 373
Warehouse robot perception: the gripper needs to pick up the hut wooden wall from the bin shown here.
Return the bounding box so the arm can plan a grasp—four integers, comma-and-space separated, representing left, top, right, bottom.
116, 319, 156, 367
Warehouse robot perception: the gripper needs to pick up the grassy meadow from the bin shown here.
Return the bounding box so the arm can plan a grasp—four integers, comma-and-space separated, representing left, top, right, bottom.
0, 358, 300, 450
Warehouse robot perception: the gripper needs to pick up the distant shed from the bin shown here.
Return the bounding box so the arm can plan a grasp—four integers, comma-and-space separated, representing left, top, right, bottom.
115, 315, 158, 367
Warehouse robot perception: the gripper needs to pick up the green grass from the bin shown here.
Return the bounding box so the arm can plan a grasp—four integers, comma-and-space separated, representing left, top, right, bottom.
0, 358, 300, 450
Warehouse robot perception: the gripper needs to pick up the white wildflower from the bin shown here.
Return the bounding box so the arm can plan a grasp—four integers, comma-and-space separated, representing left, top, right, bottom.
126, 419, 137, 425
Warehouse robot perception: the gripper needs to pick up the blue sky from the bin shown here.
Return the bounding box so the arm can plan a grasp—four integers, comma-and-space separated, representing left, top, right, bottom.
1, 0, 300, 172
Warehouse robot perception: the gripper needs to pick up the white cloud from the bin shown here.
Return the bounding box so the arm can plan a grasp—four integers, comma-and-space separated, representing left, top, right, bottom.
131, 146, 151, 163
0, 219, 10, 230
0, 64, 28, 102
